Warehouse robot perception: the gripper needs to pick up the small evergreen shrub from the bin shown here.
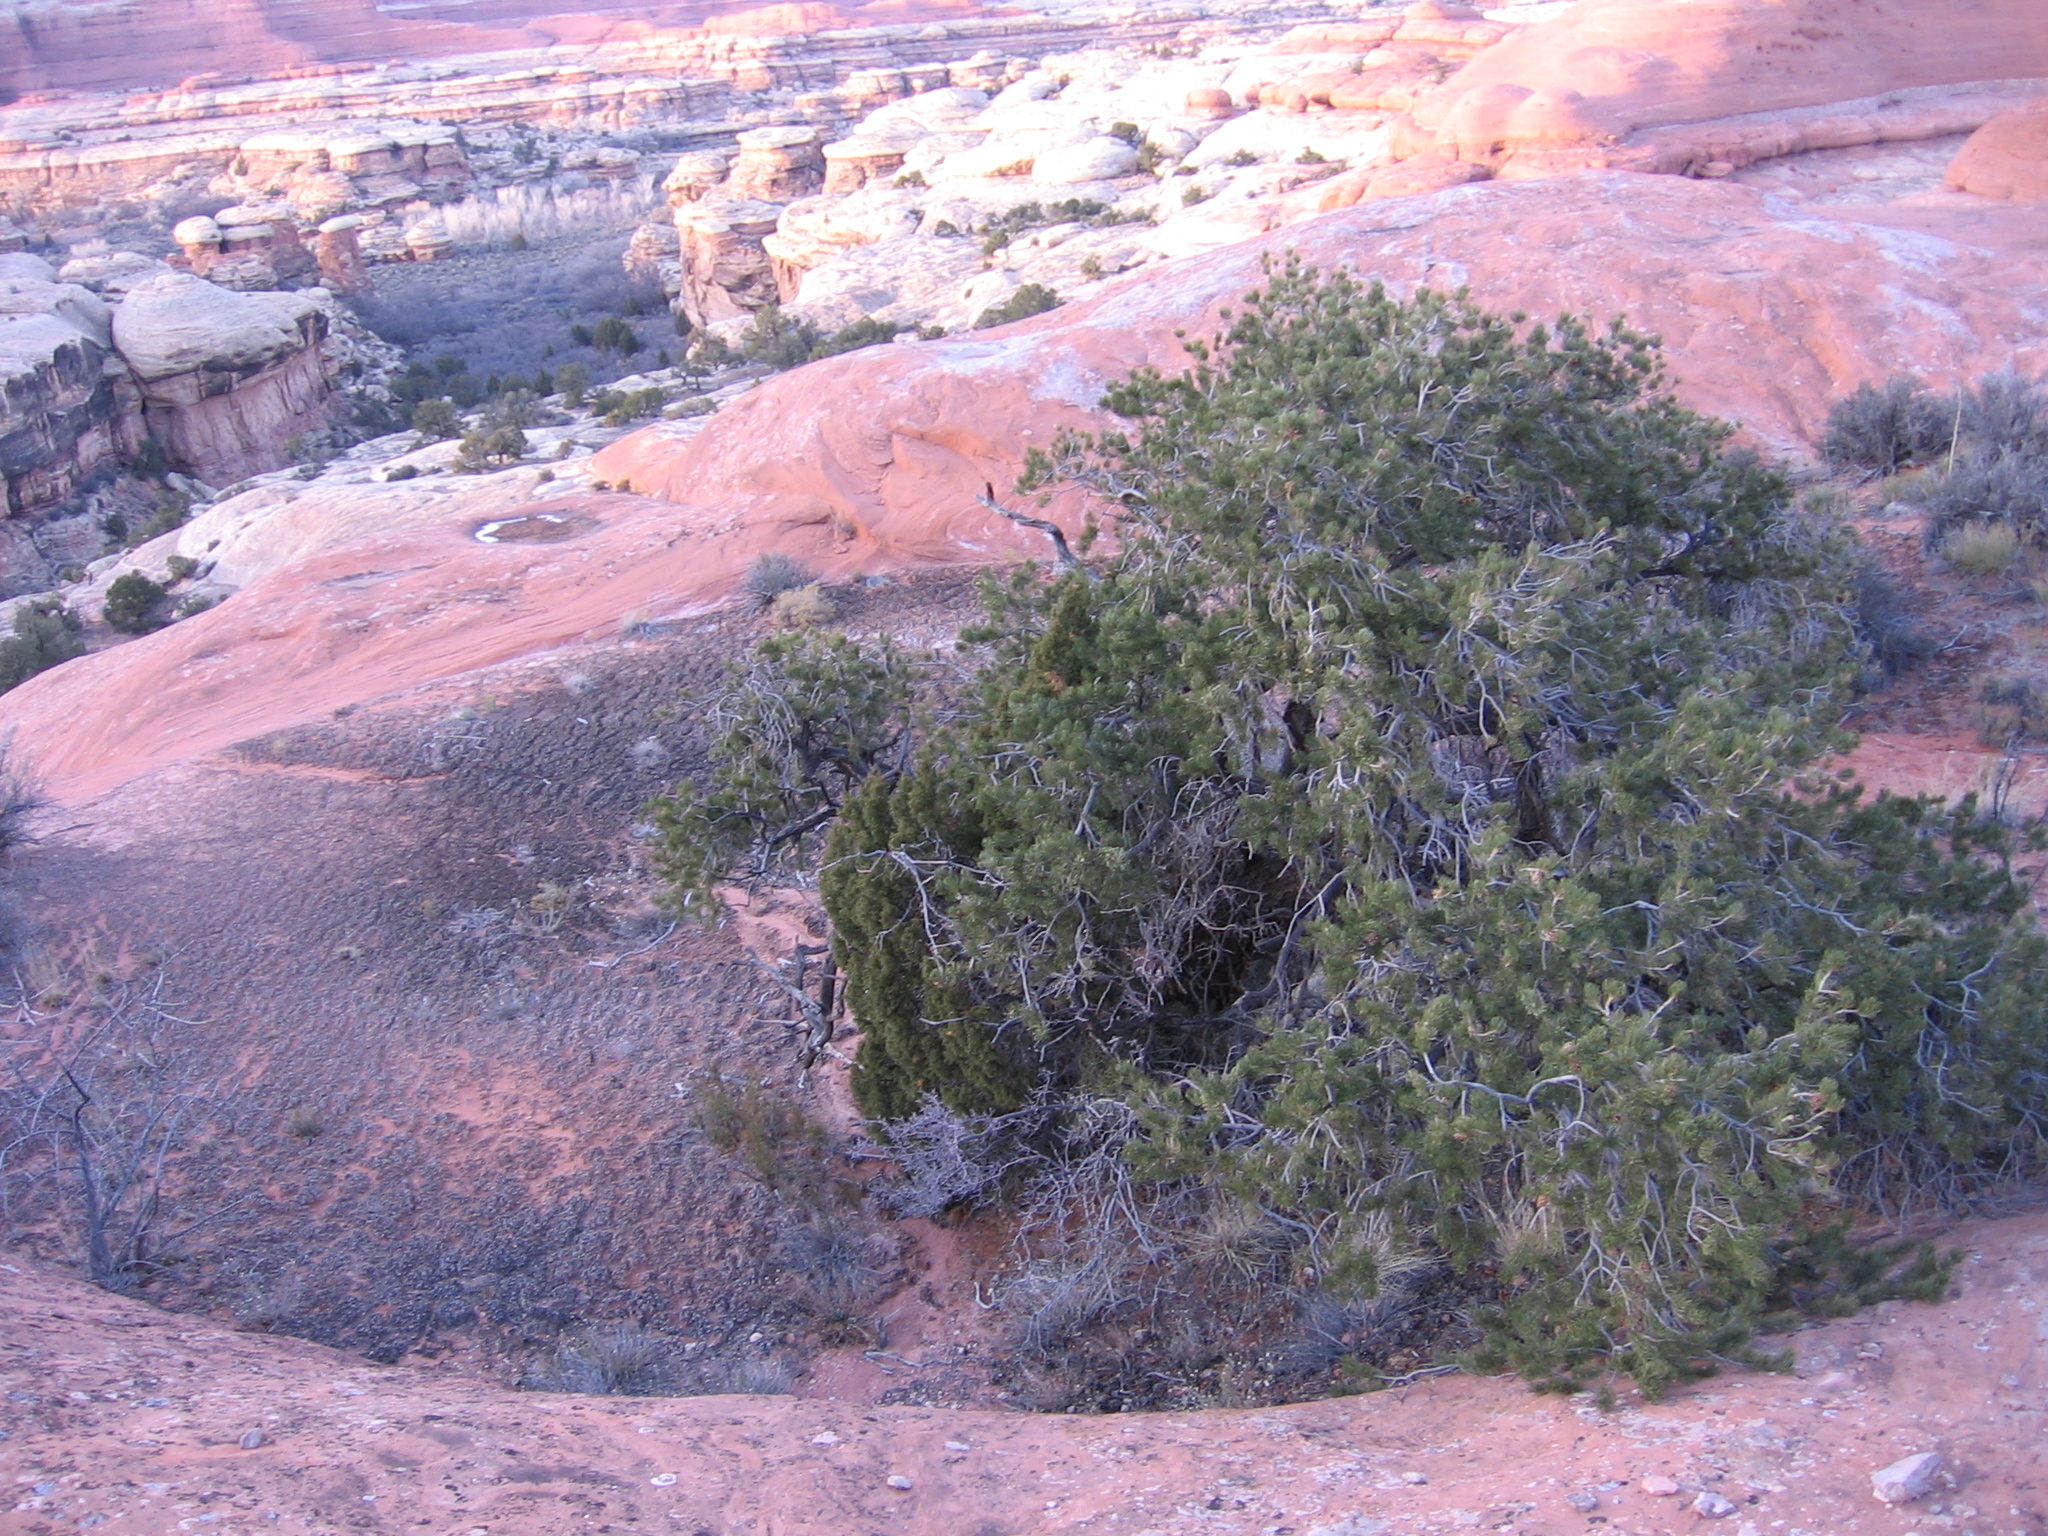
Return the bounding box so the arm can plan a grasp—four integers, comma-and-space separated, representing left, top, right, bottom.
0, 598, 84, 691
656, 268, 2048, 1399
592, 315, 641, 355
644, 630, 917, 904
102, 573, 166, 634
738, 305, 824, 370
454, 425, 528, 473
974, 283, 1061, 330
410, 398, 460, 442
812, 317, 903, 359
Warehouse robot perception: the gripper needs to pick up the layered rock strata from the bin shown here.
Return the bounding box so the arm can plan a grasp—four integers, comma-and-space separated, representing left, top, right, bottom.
728, 125, 824, 201
676, 199, 786, 326
0, 254, 142, 519
110, 273, 333, 486
1375, 0, 2048, 179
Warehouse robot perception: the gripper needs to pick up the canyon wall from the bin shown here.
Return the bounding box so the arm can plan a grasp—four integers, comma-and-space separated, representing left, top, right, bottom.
0, 256, 334, 539
0, 0, 528, 100
110, 272, 334, 486
0, 253, 142, 519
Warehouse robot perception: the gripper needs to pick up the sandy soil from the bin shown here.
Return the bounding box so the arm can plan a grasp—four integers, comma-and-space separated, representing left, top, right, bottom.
0, 570, 998, 1387
4, 1201, 2045, 1536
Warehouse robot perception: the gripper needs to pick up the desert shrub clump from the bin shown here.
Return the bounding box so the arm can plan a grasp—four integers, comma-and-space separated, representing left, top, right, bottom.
974, 283, 1061, 330
1821, 375, 1952, 474
101, 572, 167, 633
651, 267, 2048, 1399
742, 552, 815, 608
454, 424, 528, 473
1830, 370, 2048, 557
0, 598, 85, 691
1973, 671, 2048, 745
735, 306, 908, 370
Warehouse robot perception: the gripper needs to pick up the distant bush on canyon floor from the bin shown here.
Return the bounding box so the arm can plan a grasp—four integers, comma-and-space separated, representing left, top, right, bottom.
648, 266, 2048, 1405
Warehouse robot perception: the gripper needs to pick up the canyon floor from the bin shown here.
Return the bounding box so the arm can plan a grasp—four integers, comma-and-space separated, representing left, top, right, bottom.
4, 0, 2048, 1531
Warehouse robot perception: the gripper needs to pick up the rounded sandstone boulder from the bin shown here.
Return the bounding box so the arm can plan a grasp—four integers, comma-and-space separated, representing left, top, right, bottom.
1946, 98, 2048, 201
110, 271, 318, 383
1033, 136, 1139, 184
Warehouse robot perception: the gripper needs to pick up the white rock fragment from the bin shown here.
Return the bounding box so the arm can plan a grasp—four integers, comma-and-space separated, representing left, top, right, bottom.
1871, 1452, 1942, 1505
1399, 1470, 1428, 1485
1564, 1490, 1599, 1512
1033, 136, 1139, 183
1307, 1520, 1385, 1536
1694, 1490, 1738, 1518
886, 1473, 914, 1490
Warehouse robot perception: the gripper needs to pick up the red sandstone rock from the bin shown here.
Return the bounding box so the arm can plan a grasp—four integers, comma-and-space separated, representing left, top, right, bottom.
822, 136, 910, 195
1, 1202, 2044, 1532
3, 174, 2044, 803
110, 272, 334, 484
663, 151, 732, 208
1406, 0, 2048, 171
0, 0, 527, 97
728, 125, 824, 202
675, 198, 785, 327
314, 214, 370, 295
1947, 97, 2048, 201
0, 256, 143, 521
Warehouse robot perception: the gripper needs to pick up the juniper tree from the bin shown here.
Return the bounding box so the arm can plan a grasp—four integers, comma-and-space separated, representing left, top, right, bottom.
652, 265, 2048, 1391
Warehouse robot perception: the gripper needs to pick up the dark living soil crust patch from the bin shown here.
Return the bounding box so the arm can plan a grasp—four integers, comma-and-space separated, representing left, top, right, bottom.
0, 568, 997, 1392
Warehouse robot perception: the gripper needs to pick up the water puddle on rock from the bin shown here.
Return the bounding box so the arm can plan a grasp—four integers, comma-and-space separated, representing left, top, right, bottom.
473, 512, 582, 544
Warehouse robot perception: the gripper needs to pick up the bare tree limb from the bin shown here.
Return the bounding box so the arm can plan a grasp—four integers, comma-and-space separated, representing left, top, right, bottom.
979, 484, 1084, 574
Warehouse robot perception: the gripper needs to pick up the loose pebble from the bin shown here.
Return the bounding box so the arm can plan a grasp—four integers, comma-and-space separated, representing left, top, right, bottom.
1694, 1490, 1738, 1518
887, 1474, 914, 1490
238, 1428, 265, 1450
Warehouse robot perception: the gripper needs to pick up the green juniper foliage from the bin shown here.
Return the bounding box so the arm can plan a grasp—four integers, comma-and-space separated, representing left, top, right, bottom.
646, 632, 920, 911
652, 264, 2048, 1394
0, 597, 85, 691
